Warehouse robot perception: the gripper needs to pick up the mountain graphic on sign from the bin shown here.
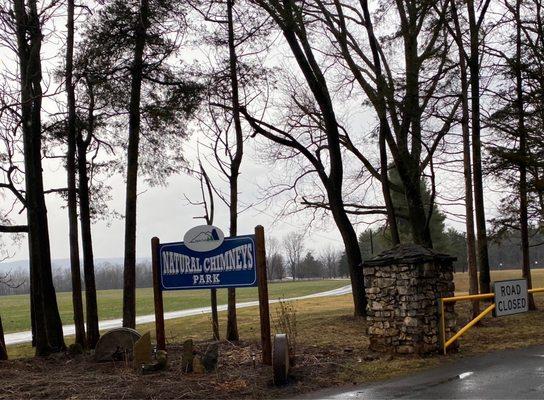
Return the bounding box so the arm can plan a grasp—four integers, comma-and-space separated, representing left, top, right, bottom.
189, 229, 220, 244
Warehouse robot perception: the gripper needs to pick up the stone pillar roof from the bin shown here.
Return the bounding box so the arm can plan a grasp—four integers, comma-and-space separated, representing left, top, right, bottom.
363, 243, 456, 267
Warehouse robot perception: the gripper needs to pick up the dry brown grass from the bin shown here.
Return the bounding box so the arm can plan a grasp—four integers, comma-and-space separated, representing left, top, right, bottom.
453, 269, 544, 293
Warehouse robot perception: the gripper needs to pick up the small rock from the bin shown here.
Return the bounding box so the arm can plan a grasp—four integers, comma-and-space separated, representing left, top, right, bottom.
202, 342, 219, 372
182, 340, 194, 373
133, 332, 152, 370
193, 356, 205, 373
68, 343, 84, 356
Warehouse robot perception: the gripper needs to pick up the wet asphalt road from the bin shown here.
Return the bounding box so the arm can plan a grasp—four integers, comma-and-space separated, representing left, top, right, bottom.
301, 345, 544, 399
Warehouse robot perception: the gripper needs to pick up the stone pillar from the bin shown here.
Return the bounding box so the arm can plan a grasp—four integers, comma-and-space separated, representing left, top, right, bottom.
363, 244, 457, 354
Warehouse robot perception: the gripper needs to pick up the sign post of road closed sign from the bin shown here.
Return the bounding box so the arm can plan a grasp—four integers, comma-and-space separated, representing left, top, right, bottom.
493, 279, 529, 317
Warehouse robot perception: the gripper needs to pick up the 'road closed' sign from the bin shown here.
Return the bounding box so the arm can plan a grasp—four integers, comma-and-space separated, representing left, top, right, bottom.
493, 279, 528, 317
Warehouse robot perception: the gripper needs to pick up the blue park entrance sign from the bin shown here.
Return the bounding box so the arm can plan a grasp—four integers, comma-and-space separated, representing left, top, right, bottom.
159, 228, 257, 290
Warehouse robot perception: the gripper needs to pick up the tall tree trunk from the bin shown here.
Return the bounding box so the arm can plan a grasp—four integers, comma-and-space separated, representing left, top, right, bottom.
396, 159, 433, 247
14, 0, 65, 355
66, 0, 86, 348
379, 122, 400, 245
451, 0, 479, 317
77, 98, 100, 348
514, 0, 536, 310
467, 0, 491, 294
78, 138, 100, 346
30, 289, 36, 347
226, 0, 242, 341
328, 190, 367, 317
123, 0, 149, 329
0, 315, 7, 360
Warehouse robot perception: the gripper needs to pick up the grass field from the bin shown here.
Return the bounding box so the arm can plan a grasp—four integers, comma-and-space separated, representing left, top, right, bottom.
454, 268, 544, 293
0, 279, 348, 334
4, 270, 544, 360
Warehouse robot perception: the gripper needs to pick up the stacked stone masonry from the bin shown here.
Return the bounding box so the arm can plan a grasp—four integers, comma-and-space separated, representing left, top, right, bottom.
363, 244, 457, 354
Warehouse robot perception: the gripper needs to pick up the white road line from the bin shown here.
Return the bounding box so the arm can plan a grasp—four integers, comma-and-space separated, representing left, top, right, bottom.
4, 284, 352, 346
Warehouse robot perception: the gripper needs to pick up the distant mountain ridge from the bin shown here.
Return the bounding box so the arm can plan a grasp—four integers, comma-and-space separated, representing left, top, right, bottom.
0, 257, 151, 273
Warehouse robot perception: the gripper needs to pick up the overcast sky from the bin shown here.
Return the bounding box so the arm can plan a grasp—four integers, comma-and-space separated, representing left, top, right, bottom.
0, 2, 504, 265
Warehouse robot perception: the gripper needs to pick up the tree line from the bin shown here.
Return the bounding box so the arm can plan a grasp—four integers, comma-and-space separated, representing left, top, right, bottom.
1, 0, 543, 356
4, 224, 542, 298
0, 263, 153, 296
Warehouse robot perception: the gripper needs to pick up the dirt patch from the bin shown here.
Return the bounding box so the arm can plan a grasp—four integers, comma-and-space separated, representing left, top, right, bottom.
0, 338, 406, 400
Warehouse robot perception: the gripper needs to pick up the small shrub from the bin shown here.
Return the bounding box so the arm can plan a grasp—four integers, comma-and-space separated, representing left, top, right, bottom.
272, 298, 297, 360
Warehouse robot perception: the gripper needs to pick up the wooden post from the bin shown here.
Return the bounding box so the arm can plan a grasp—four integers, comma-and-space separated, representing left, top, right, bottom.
151, 237, 166, 351
255, 225, 272, 365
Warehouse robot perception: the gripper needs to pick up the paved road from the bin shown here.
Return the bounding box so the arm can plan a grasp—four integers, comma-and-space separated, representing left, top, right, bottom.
4, 284, 352, 346
302, 345, 544, 399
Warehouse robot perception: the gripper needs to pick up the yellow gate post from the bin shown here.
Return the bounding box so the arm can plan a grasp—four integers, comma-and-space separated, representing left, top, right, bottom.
439, 288, 544, 354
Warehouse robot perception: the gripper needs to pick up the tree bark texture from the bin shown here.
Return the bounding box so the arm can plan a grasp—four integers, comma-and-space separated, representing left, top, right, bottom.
77, 133, 100, 347
226, 0, 242, 341
123, 0, 150, 329
78, 81, 100, 347
514, 0, 536, 310
467, 0, 491, 294
66, 0, 86, 348
0, 316, 7, 360
451, 0, 479, 316
14, 0, 65, 355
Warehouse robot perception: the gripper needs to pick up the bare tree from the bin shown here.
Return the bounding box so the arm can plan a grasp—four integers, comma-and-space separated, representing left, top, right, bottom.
283, 232, 305, 280
320, 245, 341, 279
241, 0, 376, 315
307, 0, 459, 247
186, 159, 220, 340
192, 0, 273, 339
266, 236, 285, 280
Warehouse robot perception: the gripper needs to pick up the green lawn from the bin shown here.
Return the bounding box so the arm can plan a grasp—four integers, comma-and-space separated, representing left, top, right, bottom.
0, 279, 348, 334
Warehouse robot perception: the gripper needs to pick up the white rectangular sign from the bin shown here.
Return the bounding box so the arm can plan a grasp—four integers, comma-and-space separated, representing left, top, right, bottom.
493, 279, 528, 317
